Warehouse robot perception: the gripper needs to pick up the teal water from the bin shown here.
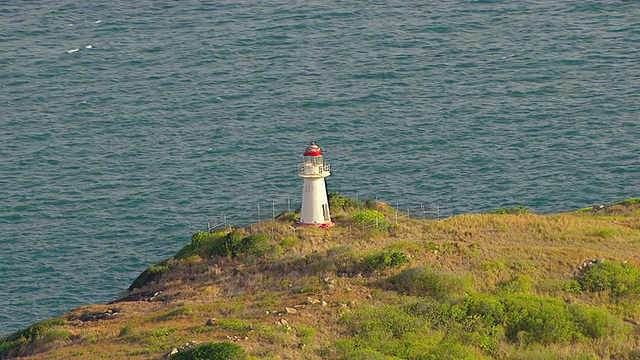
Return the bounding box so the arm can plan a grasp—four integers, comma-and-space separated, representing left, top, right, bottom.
1, 1, 638, 335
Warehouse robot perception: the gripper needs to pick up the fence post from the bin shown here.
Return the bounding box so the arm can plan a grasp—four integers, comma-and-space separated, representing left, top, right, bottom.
258, 204, 261, 223
272, 200, 275, 219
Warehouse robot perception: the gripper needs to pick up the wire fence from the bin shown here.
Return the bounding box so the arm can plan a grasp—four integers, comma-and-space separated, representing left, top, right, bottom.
204, 193, 443, 233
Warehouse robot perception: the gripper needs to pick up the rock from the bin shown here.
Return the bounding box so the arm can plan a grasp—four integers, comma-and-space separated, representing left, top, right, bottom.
325, 284, 335, 291
165, 348, 179, 359
285, 307, 297, 314
321, 301, 328, 307
279, 319, 289, 326
205, 318, 216, 326
184, 341, 198, 349
306, 297, 320, 305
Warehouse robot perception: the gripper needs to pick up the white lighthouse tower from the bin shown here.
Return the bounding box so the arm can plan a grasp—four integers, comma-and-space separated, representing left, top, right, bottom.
298, 142, 334, 228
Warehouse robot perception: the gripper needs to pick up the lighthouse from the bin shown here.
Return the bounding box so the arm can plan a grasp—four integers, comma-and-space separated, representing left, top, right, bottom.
298, 142, 335, 228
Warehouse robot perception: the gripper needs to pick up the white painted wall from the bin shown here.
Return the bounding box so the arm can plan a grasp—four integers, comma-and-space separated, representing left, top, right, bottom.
300, 177, 331, 225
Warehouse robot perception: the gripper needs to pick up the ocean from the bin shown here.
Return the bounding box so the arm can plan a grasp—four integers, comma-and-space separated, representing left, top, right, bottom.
1, 0, 638, 336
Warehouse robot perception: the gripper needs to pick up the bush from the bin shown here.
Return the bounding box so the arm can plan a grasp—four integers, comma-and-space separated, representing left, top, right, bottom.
363, 197, 377, 210
570, 304, 625, 339
207, 231, 272, 259
171, 341, 246, 360
463, 294, 506, 327
386, 267, 471, 300
498, 275, 533, 294
238, 234, 270, 258
221, 230, 244, 257
577, 260, 640, 297
128, 262, 170, 290
175, 232, 210, 258
352, 210, 387, 228
329, 193, 362, 211
500, 294, 577, 344
280, 236, 302, 249
362, 251, 410, 272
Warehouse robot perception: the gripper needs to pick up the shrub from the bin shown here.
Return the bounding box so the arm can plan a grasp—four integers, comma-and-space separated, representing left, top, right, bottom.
577, 260, 640, 297
561, 280, 582, 293
463, 293, 505, 327
498, 275, 533, 294
280, 236, 302, 249
175, 232, 211, 258
277, 211, 300, 222
206, 231, 271, 259
329, 193, 362, 211
362, 251, 410, 272
339, 305, 419, 339
172, 341, 247, 360
238, 234, 270, 258
128, 262, 170, 290
352, 210, 387, 228
363, 197, 377, 210
500, 294, 577, 344
570, 304, 625, 339
385, 267, 471, 300
221, 230, 244, 257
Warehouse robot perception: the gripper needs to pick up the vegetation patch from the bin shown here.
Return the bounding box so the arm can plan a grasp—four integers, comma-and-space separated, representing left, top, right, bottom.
329, 192, 363, 211
577, 260, 640, 297
615, 198, 640, 206
385, 266, 471, 300
129, 261, 170, 290
171, 341, 246, 360
0, 318, 66, 358
488, 205, 531, 214
362, 250, 410, 272
498, 275, 533, 294
352, 210, 387, 228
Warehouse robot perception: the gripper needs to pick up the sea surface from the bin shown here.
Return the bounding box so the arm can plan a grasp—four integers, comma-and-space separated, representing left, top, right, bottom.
1, 0, 638, 336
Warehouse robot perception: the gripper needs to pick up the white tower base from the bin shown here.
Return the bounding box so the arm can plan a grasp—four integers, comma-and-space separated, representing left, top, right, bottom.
300, 178, 334, 228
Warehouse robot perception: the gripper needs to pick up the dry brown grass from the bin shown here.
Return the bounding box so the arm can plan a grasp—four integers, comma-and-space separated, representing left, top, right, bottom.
6, 200, 640, 359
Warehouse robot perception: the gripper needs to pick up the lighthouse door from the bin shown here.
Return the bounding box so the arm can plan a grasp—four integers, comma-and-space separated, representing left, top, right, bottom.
322, 204, 330, 221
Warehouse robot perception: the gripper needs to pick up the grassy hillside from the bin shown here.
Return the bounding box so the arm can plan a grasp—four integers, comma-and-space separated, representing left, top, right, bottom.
2, 197, 640, 360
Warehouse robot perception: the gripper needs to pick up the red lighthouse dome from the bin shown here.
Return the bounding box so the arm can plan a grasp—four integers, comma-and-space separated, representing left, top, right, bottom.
304, 142, 323, 157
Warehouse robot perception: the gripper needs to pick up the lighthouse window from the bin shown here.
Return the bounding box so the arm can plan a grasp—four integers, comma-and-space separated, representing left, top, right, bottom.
305, 156, 323, 165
